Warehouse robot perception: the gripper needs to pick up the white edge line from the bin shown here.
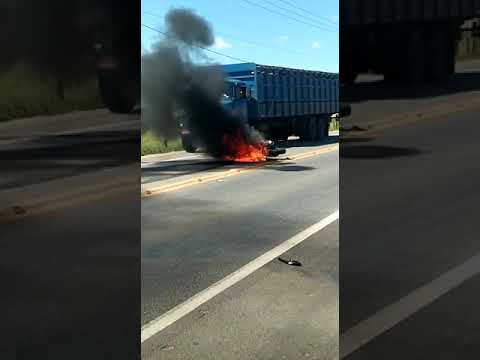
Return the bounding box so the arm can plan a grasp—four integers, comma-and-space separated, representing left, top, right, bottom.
141, 210, 339, 343
140, 154, 202, 168
340, 252, 480, 358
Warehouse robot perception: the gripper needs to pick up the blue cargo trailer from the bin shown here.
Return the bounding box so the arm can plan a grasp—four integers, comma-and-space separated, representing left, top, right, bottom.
220, 63, 339, 141
180, 63, 339, 152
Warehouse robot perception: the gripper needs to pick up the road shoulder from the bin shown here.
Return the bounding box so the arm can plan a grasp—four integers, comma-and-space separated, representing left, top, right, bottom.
142, 222, 339, 360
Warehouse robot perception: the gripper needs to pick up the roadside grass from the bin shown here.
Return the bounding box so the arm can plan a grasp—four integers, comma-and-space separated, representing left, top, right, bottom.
141, 131, 183, 156
141, 119, 339, 156
330, 117, 339, 131
0, 63, 102, 122
456, 24, 480, 61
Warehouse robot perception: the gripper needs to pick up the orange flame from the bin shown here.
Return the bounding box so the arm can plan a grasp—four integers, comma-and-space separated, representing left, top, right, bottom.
221, 130, 267, 163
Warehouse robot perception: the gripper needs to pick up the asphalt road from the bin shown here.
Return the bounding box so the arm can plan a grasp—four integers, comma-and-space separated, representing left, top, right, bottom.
340, 59, 480, 358
0, 109, 139, 189
1, 109, 141, 359
141, 140, 339, 359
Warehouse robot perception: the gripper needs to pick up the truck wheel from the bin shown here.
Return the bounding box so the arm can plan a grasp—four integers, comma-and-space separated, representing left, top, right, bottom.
340, 67, 357, 85
277, 130, 290, 142
305, 118, 318, 142
293, 119, 306, 138
322, 121, 330, 139
270, 129, 289, 142
428, 25, 452, 81
315, 119, 330, 140
181, 135, 197, 153
98, 72, 136, 114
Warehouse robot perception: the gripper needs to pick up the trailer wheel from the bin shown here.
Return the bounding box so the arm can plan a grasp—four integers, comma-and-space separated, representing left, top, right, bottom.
406, 29, 426, 83
427, 24, 455, 82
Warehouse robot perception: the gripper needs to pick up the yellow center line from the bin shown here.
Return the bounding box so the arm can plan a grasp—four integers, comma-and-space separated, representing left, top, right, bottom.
288, 144, 338, 161
142, 144, 338, 198
0, 180, 137, 223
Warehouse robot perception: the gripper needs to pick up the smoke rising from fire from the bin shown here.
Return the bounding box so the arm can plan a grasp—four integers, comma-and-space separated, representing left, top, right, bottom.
142, 8, 265, 159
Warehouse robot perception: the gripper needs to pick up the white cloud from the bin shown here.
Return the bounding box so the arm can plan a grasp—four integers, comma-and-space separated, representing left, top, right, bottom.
331, 15, 339, 23
277, 35, 289, 42
312, 41, 321, 49
214, 36, 232, 49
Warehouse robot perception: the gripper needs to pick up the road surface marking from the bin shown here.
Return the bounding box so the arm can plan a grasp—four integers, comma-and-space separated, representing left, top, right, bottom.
340, 252, 480, 358
141, 154, 203, 168
141, 167, 263, 197
141, 210, 339, 343
344, 96, 480, 138
141, 151, 185, 161
289, 144, 338, 161
141, 144, 338, 197
165, 154, 203, 161
0, 165, 138, 222
0, 182, 136, 223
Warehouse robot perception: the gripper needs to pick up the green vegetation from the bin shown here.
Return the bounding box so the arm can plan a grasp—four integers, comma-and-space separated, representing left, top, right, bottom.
457, 19, 480, 61
330, 117, 340, 131
141, 131, 183, 156
0, 63, 103, 122
142, 120, 339, 156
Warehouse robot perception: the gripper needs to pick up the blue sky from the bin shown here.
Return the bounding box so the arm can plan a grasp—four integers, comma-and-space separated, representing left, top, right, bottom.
141, 0, 338, 72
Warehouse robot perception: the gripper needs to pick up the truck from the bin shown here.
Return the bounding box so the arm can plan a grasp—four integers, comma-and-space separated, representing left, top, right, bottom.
180, 63, 339, 152
341, 0, 480, 84
89, 1, 140, 113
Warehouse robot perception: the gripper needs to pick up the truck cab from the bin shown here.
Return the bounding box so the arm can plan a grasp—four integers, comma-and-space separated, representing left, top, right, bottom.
221, 78, 255, 123
180, 79, 254, 153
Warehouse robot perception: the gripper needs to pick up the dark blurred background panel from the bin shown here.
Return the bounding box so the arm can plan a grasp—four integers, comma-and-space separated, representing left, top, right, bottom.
0, 0, 140, 120
0, 1, 141, 359
340, 1, 480, 359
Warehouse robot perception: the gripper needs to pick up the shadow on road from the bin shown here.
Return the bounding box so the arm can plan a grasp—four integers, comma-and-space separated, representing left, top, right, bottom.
0, 130, 139, 158
141, 156, 321, 184
263, 164, 316, 172
340, 137, 375, 144
340, 145, 423, 159
0, 131, 139, 189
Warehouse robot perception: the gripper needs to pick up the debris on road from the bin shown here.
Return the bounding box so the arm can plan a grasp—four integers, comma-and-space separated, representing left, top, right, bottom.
278, 257, 302, 267
160, 344, 175, 351
12, 206, 27, 215
265, 140, 286, 158
198, 309, 209, 318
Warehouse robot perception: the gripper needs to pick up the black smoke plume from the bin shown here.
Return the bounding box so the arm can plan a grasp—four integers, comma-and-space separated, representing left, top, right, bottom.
141, 8, 263, 158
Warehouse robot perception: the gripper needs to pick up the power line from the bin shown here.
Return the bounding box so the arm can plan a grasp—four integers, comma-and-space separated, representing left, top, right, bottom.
275, 0, 339, 27
262, 0, 338, 30
142, 10, 166, 19
142, 24, 335, 75
240, 0, 336, 33
141, 24, 250, 63
142, 12, 311, 57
